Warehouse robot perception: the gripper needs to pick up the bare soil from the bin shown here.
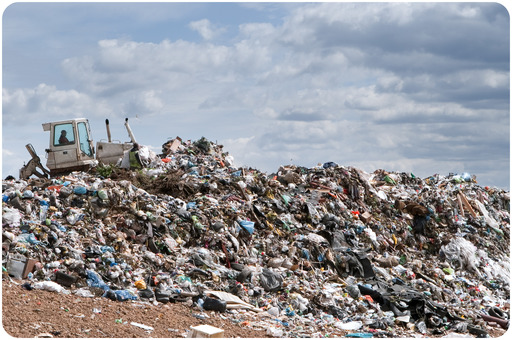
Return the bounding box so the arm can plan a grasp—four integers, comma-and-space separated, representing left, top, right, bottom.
2, 279, 270, 338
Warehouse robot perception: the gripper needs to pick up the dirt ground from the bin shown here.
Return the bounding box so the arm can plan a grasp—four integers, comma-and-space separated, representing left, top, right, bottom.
2, 279, 270, 338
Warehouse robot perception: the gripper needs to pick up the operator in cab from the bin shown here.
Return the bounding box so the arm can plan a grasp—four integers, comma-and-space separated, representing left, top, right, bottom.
59, 130, 71, 145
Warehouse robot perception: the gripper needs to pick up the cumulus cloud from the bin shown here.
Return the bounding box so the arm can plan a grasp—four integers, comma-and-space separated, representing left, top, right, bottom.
189, 19, 225, 40
123, 90, 164, 117
52, 2, 507, 130
2, 84, 111, 125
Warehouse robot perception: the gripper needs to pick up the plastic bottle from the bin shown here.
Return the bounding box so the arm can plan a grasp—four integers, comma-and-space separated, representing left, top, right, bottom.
39, 205, 48, 222
196, 298, 204, 309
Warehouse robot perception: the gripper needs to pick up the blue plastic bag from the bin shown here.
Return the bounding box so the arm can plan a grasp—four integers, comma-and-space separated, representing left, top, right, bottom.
238, 220, 255, 234
74, 186, 87, 195
112, 290, 137, 301
16, 233, 40, 245
100, 245, 115, 253
86, 270, 110, 291
323, 162, 338, 169
461, 172, 472, 182
346, 333, 373, 338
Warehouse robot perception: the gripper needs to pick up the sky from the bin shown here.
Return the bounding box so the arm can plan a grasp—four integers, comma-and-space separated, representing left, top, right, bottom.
2, 1, 510, 190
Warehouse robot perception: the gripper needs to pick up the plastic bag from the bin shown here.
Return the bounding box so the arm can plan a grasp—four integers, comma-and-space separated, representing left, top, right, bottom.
260, 268, 282, 292
54, 271, 78, 287
97, 190, 108, 200
138, 289, 154, 299
86, 270, 110, 291
75, 288, 95, 298
155, 287, 173, 303
440, 237, 480, 273
203, 298, 227, 312
138, 146, 151, 164
345, 333, 374, 338
335, 321, 363, 330
346, 285, 361, 299
103, 289, 138, 301
73, 186, 87, 195
323, 162, 338, 169
238, 220, 255, 234
134, 279, 147, 290
34, 281, 69, 294
3, 207, 21, 227
23, 190, 34, 198
15, 233, 40, 245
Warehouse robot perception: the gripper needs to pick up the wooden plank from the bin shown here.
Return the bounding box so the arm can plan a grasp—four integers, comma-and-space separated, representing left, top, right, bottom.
459, 192, 478, 218
457, 193, 465, 217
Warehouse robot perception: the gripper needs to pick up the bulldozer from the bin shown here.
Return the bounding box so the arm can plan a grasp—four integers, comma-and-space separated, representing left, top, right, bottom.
20, 118, 137, 179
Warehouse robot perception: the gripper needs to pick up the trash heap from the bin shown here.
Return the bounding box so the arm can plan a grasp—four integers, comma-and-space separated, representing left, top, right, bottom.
2, 137, 510, 338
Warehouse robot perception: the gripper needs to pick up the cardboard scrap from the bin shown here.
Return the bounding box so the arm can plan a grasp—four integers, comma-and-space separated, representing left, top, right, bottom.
189, 325, 224, 338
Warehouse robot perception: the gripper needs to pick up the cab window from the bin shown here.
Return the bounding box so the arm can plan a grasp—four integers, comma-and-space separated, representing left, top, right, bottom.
77, 122, 93, 157
54, 123, 75, 146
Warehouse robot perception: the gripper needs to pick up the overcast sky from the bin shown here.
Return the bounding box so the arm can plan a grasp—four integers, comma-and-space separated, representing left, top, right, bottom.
2, 2, 510, 189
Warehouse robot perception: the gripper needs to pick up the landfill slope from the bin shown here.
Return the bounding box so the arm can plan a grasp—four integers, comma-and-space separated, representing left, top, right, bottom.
2, 137, 510, 338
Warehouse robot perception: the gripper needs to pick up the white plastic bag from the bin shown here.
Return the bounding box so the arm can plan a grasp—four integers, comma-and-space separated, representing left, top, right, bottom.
3, 207, 21, 227
34, 281, 69, 294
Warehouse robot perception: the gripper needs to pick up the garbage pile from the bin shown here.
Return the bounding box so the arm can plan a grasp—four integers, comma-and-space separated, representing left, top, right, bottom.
3, 136, 510, 338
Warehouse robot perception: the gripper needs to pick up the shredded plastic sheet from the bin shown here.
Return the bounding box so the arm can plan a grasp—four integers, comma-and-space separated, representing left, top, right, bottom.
440, 237, 480, 274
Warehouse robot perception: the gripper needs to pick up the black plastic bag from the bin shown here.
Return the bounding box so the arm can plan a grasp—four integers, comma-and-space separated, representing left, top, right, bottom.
203, 297, 227, 312
54, 271, 78, 287
138, 288, 155, 299
155, 287, 175, 303
260, 268, 282, 292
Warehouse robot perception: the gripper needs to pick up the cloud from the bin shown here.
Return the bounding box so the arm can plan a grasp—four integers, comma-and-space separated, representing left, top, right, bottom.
123, 90, 164, 117
2, 149, 15, 157
61, 38, 267, 96
253, 107, 279, 119
189, 19, 225, 40
2, 84, 111, 125
49, 3, 507, 128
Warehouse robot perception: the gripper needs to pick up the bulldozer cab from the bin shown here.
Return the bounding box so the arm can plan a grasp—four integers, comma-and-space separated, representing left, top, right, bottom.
43, 118, 97, 175
20, 117, 137, 179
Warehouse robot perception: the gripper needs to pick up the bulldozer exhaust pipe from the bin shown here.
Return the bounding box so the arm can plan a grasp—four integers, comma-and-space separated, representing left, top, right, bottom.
105, 119, 112, 142
125, 118, 137, 144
